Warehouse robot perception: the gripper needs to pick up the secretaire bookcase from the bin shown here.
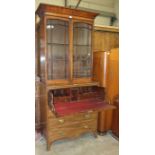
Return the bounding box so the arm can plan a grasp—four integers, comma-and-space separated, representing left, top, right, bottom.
35, 4, 115, 150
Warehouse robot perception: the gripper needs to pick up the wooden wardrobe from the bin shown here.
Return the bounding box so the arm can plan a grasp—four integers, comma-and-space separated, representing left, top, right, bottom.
93, 26, 119, 134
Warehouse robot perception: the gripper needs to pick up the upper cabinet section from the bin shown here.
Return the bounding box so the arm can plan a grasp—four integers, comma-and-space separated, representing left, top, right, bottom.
36, 4, 98, 86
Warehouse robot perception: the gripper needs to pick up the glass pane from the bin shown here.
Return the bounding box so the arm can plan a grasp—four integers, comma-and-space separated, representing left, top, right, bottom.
73, 23, 92, 78
46, 19, 69, 80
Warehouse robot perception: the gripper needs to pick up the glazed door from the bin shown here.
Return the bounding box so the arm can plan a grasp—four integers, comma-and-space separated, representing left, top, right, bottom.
73, 22, 93, 83
46, 19, 70, 84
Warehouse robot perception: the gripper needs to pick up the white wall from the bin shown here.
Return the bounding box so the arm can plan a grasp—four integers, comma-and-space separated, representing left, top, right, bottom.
113, 0, 119, 26
35, 0, 119, 27
35, 0, 64, 9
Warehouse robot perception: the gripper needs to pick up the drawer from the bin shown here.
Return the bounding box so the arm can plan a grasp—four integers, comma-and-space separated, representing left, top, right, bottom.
47, 111, 98, 128
48, 120, 97, 141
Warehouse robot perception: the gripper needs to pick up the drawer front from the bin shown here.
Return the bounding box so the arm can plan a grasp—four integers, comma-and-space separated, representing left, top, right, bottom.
48, 119, 97, 141
48, 111, 98, 128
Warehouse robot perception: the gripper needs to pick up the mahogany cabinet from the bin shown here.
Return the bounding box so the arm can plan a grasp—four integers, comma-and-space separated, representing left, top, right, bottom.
93, 48, 119, 103
93, 48, 119, 133
35, 4, 115, 150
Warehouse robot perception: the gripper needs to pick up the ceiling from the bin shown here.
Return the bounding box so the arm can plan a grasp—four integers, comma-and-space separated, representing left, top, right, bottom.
36, 0, 116, 11
81, 0, 115, 8
35, 0, 118, 26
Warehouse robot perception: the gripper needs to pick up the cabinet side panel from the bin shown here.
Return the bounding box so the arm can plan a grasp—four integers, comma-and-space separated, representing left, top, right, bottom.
93, 52, 109, 87
98, 109, 113, 133
35, 18, 39, 76
93, 52, 101, 83
40, 83, 48, 135
38, 18, 46, 82
106, 48, 119, 103
98, 111, 106, 132
112, 99, 119, 137
105, 109, 113, 130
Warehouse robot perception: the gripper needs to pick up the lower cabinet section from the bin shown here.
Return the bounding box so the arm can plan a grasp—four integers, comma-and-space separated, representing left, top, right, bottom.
45, 111, 98, 150
48, 120, 97, 141
39, 85, 116, 150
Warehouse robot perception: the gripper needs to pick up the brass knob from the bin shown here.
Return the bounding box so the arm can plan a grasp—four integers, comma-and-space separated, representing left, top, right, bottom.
58, 119, 65, 123
59, 131, 65, 136
85, 114, 90, 118
84, 125, 89, 129
88, 110, 93, 113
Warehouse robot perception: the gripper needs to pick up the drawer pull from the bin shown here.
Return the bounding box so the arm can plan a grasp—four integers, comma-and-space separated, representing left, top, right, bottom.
59, 131, 65, 136
58, 119, 65, 123
85, 114, 90, 118
84, 125, 89, 129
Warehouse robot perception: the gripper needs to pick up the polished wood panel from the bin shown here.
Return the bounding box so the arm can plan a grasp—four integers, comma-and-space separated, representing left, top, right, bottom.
39, 83, 48, 129
35, 79, 40, 129
46, 81, 99, 90
69, 17, 73, 83
106, 48, 119, 103
98, 108, 114, 133
35, 14, 39, 76
94, 26, 119, 32
93, 51, 109, 87
38, 17, 46, 82
94, 26, 119, 51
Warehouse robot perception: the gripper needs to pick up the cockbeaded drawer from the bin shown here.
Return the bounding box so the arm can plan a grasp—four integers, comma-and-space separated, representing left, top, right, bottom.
47, 111, 98, 129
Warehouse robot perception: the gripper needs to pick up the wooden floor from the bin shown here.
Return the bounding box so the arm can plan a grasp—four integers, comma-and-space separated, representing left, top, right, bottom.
35, 133, 119, 155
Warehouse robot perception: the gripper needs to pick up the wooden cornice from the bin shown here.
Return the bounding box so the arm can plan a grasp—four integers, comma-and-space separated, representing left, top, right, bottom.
94, 25, 119, 32
36, 3, 99, 19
